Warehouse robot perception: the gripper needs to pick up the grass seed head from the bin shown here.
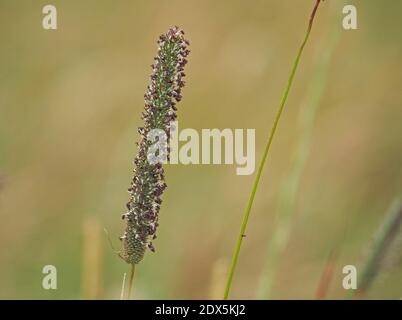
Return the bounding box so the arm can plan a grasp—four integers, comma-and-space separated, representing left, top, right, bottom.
120, 27, 190, 265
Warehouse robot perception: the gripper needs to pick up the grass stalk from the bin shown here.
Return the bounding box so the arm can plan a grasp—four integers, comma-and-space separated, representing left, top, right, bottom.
223, 0, 323, 299
126, 264, 136, 299
356, 198, 402, 297
120, 272, 127, 300
315, 248, 338, 299
256, 9, 341, 299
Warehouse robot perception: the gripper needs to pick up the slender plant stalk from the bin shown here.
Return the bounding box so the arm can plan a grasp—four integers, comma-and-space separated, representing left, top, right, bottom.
81, 217, 103, 299
256, 9, 341, 299
120, 272, 127, 300
126, 264, 136, 299
355, 198, 402, 298
315, 248, 338, 299
223, 0, 323, 299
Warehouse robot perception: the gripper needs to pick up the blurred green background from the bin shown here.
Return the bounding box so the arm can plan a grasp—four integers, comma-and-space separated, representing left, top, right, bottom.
1, 0, 402, 299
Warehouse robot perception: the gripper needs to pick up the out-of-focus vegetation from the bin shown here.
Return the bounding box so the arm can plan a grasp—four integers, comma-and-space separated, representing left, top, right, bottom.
0, 0, 402, 299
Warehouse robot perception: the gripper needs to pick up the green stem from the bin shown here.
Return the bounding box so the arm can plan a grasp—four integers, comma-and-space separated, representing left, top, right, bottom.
354, 198, 402, 298
257, 14, 341, 299
120, 272, 127, 300
126, 264, 136, 299
223, 0, 323, 300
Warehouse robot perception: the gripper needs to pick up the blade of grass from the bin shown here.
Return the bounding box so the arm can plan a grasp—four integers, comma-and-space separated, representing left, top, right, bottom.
315, 248, 339, 299
120, 272, 127, 300
224, 0, 324, 299
355, 198, 402, 298
126, 264, 136, 299
256, 8, 341, 299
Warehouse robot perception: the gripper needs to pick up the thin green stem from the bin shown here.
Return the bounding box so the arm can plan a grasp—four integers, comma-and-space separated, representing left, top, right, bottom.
120, 272, 127, 300
126, 264, 136, 299
354, 198, 402, 298
223, 0, 323, 300
257, 13, 341, 299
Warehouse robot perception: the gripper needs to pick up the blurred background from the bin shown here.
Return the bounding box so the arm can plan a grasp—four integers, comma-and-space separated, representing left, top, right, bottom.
0, 0, 402, 299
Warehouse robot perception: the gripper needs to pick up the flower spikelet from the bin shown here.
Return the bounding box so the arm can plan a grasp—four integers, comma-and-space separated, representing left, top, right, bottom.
120, 27, 190, 264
